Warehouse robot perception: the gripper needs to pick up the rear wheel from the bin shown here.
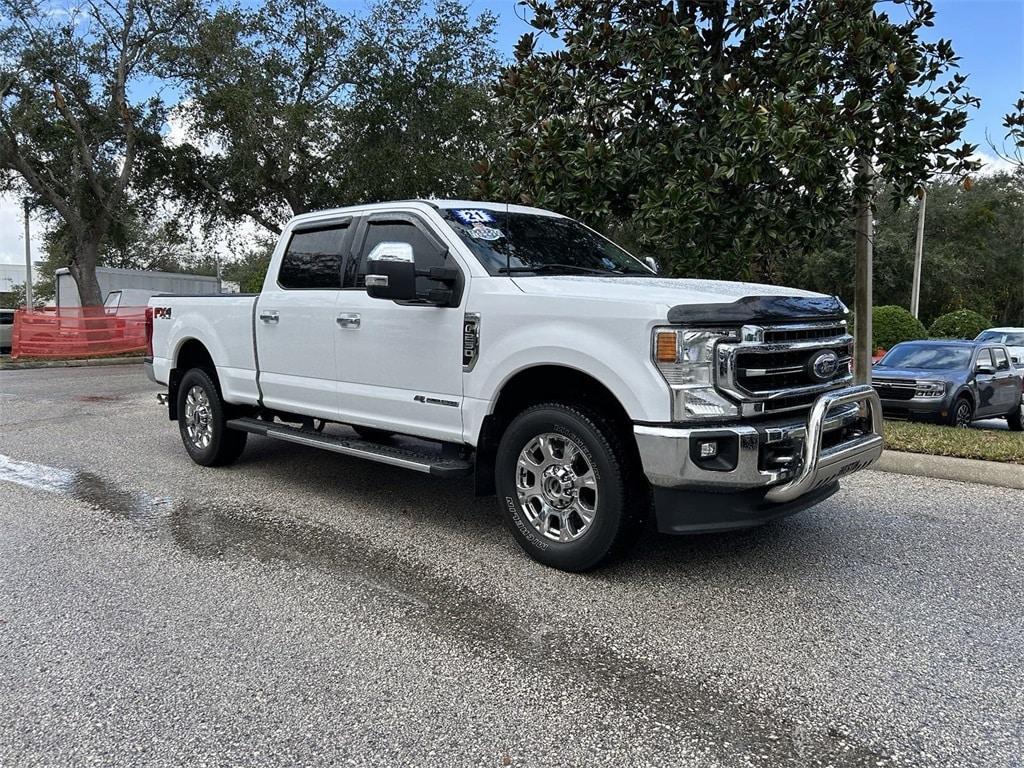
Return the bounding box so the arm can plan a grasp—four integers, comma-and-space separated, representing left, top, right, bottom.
1008, 401, 1023, 431
947, 395, 974, 428
495, 402, 644, 572
177, 368, 247, 466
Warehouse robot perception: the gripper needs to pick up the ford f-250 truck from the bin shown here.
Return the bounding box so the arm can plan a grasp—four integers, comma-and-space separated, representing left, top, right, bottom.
145, 200, 883, 571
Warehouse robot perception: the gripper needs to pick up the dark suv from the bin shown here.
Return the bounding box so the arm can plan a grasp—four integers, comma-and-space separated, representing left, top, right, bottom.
872, 340, 1023, 430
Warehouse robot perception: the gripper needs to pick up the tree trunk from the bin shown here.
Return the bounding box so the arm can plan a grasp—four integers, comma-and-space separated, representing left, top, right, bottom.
69, 240, 104, 307
853, 155, 874, 385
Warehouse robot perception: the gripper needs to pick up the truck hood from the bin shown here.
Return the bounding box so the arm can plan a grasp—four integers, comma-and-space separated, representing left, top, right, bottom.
509, 275, 839, 323
510, 275, 823, 303
872, 367, 964, 380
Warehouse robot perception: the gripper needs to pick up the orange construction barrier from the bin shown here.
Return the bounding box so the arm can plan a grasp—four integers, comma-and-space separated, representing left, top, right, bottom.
11, 306, 149, 359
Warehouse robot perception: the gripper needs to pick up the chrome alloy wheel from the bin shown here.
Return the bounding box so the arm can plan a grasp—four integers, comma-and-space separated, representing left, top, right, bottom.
516, 433, 598, 542
184, 385, 214, 449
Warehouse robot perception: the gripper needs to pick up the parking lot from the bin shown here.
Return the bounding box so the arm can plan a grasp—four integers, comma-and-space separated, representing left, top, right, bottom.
1, 364, 1022, 767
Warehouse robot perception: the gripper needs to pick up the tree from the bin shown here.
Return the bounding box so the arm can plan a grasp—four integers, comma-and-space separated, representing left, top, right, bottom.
223, 241, 275, 293
786, 173, 1024, 326
991, 92, 1024, 171
482, 0, 978, 376
0, 0, 194, 306
167, 0, 500, 235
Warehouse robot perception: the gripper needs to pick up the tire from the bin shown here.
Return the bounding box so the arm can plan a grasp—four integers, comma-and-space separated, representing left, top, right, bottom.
1008, 402, 1023, 431
352, 425, 394, 442
494, 402, 645, 572
947, 395, 974, 428
176, 368, 247, 467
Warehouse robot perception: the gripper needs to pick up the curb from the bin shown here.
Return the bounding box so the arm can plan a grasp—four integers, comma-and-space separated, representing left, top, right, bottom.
0, 356, 145, 371
873, 450, 1024, 490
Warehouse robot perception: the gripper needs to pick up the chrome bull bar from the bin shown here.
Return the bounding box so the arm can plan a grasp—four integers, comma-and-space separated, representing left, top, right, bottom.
764, 384, 883, 504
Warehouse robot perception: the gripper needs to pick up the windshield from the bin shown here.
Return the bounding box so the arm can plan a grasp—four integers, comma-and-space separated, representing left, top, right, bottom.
440, 208, 654, 277
877, 344, 972, 370
976, 330, 1024, 346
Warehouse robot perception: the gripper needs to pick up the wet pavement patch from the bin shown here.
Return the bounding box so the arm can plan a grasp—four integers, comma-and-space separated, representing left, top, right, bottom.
0, 452, 895, 766
73, 394, 124, 403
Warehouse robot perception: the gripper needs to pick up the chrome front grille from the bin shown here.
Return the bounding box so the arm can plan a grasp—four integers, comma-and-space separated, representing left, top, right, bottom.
716, 321, 854, 415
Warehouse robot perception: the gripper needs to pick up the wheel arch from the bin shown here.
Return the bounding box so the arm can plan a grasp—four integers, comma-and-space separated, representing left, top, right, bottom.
168, 337, 218, 420
473, 364, 639, 496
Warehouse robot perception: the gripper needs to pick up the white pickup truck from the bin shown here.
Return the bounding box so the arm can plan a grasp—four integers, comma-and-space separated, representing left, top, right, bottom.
146, 200, 883, 571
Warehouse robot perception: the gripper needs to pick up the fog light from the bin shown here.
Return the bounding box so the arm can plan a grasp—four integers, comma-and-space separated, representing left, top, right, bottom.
699, 440, 718, 458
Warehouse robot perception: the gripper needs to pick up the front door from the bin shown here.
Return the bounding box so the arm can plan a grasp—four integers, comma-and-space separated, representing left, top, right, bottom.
334, 213, 466, 443
255, 221, 351, 420
973, 348, 1001, 417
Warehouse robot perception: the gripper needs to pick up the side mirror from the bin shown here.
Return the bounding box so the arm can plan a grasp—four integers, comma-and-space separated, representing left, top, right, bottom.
643, 256, 661, 274
366, 242, 417, 301
976, 363, 995, 375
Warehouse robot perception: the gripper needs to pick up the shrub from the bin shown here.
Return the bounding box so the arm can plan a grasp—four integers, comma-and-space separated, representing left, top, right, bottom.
872, 305, 927, 352
928, 309, 991, 340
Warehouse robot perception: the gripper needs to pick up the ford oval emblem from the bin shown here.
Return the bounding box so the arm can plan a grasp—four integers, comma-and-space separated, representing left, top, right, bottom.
808, 350, 840, 382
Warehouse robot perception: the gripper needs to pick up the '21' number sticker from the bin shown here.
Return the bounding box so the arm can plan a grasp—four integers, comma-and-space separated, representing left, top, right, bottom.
452, 209, 494, 226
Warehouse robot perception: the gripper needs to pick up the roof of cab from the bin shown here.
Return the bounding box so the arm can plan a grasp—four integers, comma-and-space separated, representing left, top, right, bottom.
286, 199, 564, 227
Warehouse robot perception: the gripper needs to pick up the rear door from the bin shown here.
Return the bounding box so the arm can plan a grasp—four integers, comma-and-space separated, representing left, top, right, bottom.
333, 212, 466, 443
255, 220, 352, 420
991, 347, 1019, 412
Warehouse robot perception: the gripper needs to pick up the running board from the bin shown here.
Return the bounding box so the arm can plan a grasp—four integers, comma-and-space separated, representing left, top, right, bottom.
226, 417, 472, 478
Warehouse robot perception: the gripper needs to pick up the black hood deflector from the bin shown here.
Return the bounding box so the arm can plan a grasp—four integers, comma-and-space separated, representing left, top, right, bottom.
667, 295, 848, 326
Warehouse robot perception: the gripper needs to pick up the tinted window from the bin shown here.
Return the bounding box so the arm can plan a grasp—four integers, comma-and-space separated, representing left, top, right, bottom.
975, 348, 994, 369
992, 348, 1010, 371
347, 219, 449, 293
0, 312, 13, 325
279, 225, 347, 289
440, 208, 653, 276
877, 344, 973, 370
976, 331, 1024, 346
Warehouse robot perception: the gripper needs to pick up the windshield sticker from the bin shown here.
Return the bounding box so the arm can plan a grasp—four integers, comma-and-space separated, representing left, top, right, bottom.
468, 224, 504, 241
451, 209, 495, 226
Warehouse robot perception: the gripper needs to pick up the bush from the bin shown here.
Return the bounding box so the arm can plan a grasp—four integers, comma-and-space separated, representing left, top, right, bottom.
872, 305, 927, 352
928, 309, 991, 340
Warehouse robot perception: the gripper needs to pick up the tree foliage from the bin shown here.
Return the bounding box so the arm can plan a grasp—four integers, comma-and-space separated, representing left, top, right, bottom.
872, 305, 926, 351
928, 309, 991, 340
0, 0, 195, 305
167, 0, 500, 234
790, 172, 1024, 325
480, 0, 978, 281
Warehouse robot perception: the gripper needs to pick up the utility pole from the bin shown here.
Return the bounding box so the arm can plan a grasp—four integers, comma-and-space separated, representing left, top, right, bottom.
910, 186, 926, 318
22, 200, 33, 311
853, 155, 875, 384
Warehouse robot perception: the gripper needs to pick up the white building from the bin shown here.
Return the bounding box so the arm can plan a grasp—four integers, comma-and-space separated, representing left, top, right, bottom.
0, 263, 28, 293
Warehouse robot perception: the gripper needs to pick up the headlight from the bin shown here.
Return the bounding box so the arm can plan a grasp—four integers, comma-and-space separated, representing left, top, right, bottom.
652, 327, 738, 420
914, 380, 946, 398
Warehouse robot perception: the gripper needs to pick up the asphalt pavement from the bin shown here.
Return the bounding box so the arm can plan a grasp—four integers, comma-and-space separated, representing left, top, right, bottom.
1, 365, 1022, 767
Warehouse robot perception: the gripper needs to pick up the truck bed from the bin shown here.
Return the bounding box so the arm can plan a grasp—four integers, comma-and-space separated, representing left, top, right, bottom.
148, 294, 260, 406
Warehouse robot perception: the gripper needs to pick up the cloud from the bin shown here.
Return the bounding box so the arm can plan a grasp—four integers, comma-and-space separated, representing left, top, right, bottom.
0, 194, 44, 266
971, 150, 1017, 177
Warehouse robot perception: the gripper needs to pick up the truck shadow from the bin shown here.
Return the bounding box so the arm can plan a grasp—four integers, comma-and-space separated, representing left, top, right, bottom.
229, 433, 830, 582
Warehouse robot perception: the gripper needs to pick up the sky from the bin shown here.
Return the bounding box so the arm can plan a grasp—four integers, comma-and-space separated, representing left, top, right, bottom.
1, 0, 1022, 266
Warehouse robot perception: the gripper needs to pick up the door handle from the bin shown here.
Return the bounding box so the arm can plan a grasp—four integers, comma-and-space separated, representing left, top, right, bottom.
259, 310, 279, 324
336, 313, 361, 329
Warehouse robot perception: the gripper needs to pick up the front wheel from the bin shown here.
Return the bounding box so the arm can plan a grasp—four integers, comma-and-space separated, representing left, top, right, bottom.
947, 395, 974, 428
495, 402, 644, 572
176, 368, 247, 467
1008, 401, 1023, 431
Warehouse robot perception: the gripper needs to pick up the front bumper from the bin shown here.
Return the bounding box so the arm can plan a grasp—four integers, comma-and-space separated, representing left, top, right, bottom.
877, 392, 953, 421
634, 385, 883, 533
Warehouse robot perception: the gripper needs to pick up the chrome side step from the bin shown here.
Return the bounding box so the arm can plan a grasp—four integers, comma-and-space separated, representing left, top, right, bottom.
226, 417, 473, 478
